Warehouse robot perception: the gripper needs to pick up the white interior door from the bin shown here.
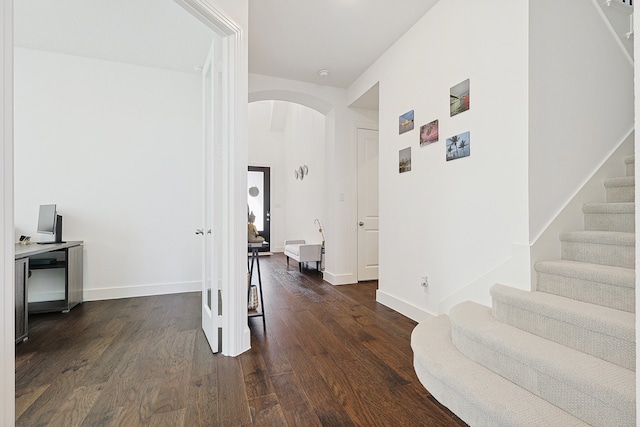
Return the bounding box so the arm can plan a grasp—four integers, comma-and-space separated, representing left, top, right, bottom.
200, 37, 222, 352
357, 128, 379, 281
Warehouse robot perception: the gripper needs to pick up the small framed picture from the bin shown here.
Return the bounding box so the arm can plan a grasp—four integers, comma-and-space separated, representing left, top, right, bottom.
399, 110, 414, 134
450, 79, 470, 117
399, 147, 412, 173
446, 131, 470, 161
420, 120, 439, 146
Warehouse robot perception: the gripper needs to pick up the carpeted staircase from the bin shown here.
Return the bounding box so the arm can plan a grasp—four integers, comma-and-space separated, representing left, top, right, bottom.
411, 155, 636, 426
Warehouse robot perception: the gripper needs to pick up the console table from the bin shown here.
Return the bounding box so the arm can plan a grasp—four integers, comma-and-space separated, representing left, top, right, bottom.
14, 241, 83, 343
248, 241, 267, 327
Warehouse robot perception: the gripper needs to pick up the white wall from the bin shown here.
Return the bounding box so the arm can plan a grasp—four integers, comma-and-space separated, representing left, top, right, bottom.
14, 48, 203, 301
283, 103, 326, 245
529, 0, 634, 241
349, 0, 530, 319
248, 100, 326, 252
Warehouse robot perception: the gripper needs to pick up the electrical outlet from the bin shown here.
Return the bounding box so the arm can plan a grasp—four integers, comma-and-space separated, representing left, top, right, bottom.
421, 276, 429, 293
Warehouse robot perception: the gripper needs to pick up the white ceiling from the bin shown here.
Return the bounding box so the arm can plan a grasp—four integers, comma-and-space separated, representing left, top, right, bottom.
14, 0, 439, 89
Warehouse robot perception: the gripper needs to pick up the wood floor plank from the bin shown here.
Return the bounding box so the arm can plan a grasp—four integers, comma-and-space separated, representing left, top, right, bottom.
16, 253, 467, 427
216, 356, 252, 426
238, 344, 275, 400
14, 385, 49, 419
149, 408, 187, 427
311, 353, 381, 426
46, 382, 104, 427
285, 344, 356, 426
79, 406, 123, 427
184, 373, 219, 427
247, 393, 288, 426
270, 372, 323, 427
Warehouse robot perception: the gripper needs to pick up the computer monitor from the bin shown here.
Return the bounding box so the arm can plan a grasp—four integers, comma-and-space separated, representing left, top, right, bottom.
37, 204, 64, 244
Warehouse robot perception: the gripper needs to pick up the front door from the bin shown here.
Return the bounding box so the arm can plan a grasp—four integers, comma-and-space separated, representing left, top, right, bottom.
248, 166, 271, 252
357, 128, 379, 281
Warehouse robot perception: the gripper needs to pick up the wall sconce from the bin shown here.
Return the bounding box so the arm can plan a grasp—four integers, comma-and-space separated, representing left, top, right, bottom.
294, 165, 309, 180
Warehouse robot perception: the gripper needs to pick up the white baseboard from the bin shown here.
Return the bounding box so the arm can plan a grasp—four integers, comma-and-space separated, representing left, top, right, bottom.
83, 281, 201, 302
376, 289, 435, 322
323, 270, 357, 285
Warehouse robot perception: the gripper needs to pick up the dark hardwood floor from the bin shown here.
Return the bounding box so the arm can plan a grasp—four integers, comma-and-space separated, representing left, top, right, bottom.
15, 253, 466, 426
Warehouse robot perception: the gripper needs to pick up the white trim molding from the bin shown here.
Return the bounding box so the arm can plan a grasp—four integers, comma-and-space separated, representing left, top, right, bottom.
322, 271, 357, 285
83, 281, 201, 302
1, 0, 15, 424
376, 289, 434, 323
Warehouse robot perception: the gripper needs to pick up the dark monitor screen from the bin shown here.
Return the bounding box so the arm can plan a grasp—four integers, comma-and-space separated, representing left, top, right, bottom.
37, 204, 57, 235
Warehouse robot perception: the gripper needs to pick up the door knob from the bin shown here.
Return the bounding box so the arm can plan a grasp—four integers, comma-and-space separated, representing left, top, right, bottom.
359, 222, 364, 226
195, 229, 204, 235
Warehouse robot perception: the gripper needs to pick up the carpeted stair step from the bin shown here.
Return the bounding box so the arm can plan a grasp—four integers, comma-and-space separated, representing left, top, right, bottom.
490, 284, 635, 370
411, 315, 589, 426
449, 302, 636, 427
605, 176, 634, 202
535, 260, 635, 313
625, 154, 634, 177
583, 202, 634, 232
560, 230, 635, 268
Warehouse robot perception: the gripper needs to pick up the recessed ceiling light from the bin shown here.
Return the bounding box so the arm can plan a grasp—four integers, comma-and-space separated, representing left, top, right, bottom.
318, 69, 330, 77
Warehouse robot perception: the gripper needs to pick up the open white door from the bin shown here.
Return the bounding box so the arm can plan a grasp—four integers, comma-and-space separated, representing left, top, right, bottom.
357, 128, 379, 281
178, 0, 250, 356
200, 37, 222, 352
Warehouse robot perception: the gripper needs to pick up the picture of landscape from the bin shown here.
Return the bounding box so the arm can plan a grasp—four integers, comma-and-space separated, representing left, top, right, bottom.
446, 131, 470, 161
450, 79, 470, 117
399, 147, 412, 173
399, 110, 415, 134
420, 119, 439, 146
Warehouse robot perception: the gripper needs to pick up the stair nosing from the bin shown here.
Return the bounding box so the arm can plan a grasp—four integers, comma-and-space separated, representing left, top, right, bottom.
604, 176, 635, 187
582, 202, 634, 214
559, 230, 635, 246
535, 260, 635, 288
490, 284, 635, 341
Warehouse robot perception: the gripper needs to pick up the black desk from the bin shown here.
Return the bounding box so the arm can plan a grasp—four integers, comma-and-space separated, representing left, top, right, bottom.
14, 241, 83, 343
248, 242, 267, 327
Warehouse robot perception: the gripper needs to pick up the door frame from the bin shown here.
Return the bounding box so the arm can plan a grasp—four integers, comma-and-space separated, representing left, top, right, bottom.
248, 166, 271, 252
176, 0, 250, 357
1, 0, 15, 423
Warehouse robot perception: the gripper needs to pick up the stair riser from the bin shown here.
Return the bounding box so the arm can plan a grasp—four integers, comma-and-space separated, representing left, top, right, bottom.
561, 242, 634, 268
536, 272, 635, 313
492, 301, 635, 370
451, 328, 635, 427
584, 213, 634, 232
626, 163, 634, 177
606, 186, 634, 203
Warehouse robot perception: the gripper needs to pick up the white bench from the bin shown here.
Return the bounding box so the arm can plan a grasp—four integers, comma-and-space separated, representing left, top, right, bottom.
284, 240, 322, 272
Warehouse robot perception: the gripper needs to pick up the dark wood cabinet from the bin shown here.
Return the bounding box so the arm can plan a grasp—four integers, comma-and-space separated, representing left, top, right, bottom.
15, 257, 28, 343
